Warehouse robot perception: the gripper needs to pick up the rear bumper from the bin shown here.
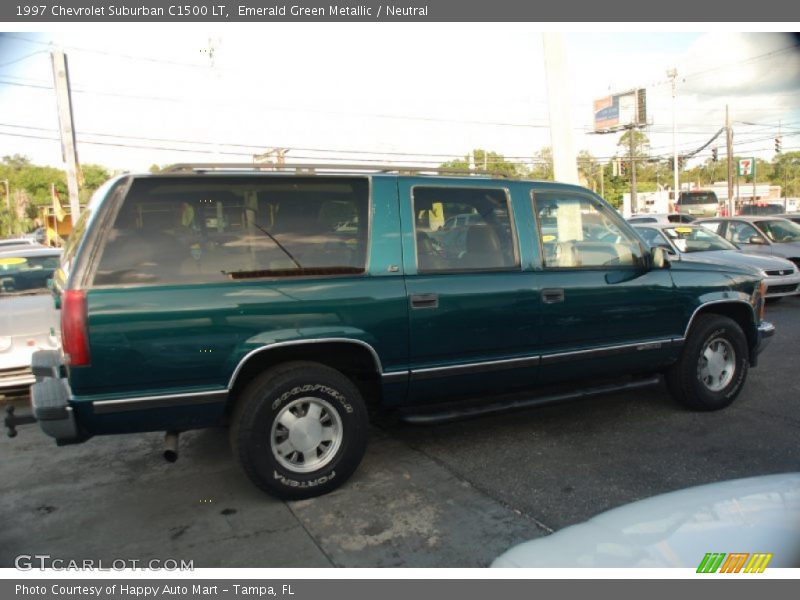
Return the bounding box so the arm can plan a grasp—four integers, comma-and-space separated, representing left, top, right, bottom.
29, 350, 83, 444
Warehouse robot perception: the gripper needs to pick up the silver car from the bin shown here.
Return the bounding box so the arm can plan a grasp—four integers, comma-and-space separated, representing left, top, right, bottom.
635, 223, 800, 299
0, 246, 61, 398
697, 216, 800, 268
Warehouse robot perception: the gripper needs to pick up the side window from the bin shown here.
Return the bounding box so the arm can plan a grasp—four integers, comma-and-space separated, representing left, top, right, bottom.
533, 192, 643, 268
698, 221, 722, 234
636, 227, 666, 248
412, 186, 519, 273
93, 177, 369, 285
727, 222, 760, 244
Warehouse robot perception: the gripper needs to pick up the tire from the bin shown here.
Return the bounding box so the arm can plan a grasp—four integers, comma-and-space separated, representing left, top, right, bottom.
666, 314, 749, 411
230, 361, 368, 500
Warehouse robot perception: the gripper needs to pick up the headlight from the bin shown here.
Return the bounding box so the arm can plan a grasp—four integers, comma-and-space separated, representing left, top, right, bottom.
0, 335, 11, 352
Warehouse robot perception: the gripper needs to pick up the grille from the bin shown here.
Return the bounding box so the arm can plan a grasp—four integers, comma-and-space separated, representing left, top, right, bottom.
767, 284, 799, 294
765, 269, 795, 276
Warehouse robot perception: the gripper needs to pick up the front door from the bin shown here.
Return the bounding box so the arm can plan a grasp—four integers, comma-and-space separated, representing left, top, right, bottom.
531, 190, 683, 385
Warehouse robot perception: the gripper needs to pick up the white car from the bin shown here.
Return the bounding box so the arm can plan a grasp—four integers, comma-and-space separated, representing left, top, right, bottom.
0, 246, 61, 398
493, 473, 800, 568
0, 237, 40, 249
635, 223, 800, 299
627, 213, 696, 225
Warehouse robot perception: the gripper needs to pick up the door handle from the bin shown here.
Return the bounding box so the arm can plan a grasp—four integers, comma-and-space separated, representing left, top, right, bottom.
410, 293, 439, 309
541, 288, 565, 304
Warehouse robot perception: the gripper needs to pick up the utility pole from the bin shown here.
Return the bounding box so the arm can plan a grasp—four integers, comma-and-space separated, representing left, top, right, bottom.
1, 179, 9, 211
599, 162, 605, 199
725, 105, 735, 217
667, 68, 679, 205
542, 33, 579, 184
628, 126, 637, 213
51, 50, 81, 221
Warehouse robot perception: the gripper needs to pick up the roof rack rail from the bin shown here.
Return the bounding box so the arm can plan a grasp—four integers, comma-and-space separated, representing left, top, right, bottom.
159, 162, 513, 178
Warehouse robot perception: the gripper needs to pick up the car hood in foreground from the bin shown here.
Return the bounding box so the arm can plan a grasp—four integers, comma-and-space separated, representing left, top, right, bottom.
492, 473, 800, 568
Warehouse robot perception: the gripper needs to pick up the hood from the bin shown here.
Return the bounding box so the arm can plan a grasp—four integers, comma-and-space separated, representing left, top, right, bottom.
679, 250, 796, 275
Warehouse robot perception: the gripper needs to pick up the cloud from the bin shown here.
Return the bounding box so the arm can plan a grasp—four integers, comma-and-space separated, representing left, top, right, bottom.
678, 32, 800, 97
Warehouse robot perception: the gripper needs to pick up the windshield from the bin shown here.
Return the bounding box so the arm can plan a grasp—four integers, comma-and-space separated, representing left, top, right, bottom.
755, 219, 800, 243
0, 254, 60, 296
663, 226, 737, 253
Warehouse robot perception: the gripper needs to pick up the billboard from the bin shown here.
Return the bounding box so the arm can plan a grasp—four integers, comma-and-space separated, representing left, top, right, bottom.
593, 89, 647, 132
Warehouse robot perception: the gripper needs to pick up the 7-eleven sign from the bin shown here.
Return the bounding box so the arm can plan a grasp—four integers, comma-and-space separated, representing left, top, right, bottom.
738, 158, 756, 177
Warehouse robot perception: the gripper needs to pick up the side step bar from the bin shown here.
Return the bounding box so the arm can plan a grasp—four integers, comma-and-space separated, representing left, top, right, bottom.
399, 376, 661, 425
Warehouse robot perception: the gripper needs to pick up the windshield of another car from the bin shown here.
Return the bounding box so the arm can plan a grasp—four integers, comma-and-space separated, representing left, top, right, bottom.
0, 254, 60, 296
662, 226, 737, 253
755, 219, 800, 243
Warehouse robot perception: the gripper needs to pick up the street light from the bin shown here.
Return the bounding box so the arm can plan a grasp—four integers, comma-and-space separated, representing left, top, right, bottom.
667, 68, 679, 205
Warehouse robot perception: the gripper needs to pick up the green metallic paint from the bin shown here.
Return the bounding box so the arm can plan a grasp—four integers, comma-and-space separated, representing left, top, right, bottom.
60, 173, 767, 435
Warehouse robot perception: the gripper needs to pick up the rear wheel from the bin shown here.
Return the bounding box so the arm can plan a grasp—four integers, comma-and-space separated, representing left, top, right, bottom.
231, 361, 368, 500
666, 314, 749, 411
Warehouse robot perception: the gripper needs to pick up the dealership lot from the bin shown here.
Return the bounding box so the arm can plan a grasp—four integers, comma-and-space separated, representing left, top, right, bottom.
2, 299, 799, 568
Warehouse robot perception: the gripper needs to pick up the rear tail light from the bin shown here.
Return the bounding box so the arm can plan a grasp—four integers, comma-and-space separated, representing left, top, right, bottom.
61, 289, 91, 366
759, 281, 767, 320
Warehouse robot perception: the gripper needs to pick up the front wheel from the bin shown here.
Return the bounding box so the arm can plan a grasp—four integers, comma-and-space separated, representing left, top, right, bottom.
231, 361, 368, 500
666, 314, 749, 411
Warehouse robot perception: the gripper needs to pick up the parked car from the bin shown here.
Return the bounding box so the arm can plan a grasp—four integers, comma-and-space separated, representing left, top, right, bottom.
21, 165, 774, 500
697, 216, 800, 268
0, 246, 61, 398
739, 203, 784, 216
675, 190, 719, 218
627, 213, 696, 225
634, 223, 800, 299
492, 472, 800, 568
0, 237, 39, 249
775, 213, 800, 225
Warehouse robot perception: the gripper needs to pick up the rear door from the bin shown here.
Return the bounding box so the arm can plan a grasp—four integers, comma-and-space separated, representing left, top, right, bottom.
398, 179, 540, 404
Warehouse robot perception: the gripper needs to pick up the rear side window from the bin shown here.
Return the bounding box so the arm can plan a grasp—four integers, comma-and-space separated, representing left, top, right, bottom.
412, 186, 519, 273
93, 176, 369, 285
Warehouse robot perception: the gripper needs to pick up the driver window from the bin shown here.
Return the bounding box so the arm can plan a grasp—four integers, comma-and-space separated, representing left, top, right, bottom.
533, 192, 643, 269
727, 222, 759, 244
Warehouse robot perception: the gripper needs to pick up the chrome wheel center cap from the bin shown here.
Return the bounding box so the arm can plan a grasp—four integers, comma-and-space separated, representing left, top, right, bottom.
288, 417, 323, 453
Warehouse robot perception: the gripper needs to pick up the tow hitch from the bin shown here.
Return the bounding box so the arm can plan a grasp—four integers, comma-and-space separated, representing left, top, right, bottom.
4, 403, 36, 438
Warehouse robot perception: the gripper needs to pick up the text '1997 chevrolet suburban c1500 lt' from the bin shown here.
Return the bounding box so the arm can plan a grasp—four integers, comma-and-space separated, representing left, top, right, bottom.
20, 164, 775, 499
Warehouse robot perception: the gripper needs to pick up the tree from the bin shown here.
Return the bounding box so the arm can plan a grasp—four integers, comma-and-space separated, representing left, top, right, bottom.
529, 147, 553, 181
439, 149, 527, 178
616, 129, 650, 159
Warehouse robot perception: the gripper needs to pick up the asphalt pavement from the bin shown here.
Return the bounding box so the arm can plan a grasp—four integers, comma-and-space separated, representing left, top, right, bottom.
2, 298, 798, 568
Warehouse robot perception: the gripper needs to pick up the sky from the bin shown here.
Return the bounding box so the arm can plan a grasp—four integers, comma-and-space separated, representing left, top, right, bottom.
0, 25, 799, 179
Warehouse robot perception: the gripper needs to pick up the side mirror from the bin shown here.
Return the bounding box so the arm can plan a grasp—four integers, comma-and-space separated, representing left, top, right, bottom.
749, 235, 768, 245
652, 246, 670, 269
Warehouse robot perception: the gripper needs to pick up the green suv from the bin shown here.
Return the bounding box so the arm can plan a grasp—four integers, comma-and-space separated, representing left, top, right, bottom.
25, 165, 774, 499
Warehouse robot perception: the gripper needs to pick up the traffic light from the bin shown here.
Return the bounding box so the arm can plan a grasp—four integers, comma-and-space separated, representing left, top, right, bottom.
711, 147, 718, 162
776, 137, 782, 153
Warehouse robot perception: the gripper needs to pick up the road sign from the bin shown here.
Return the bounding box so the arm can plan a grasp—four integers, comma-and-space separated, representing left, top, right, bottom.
738, 158, 756, 177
